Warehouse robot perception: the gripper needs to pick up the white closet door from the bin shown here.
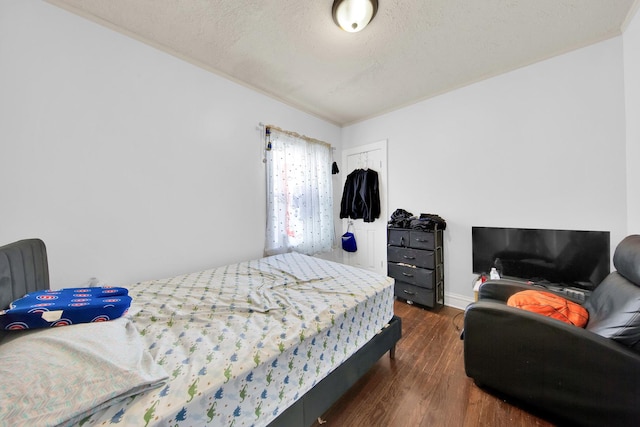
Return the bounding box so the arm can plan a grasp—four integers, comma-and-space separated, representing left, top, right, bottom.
341, 140, 388, 276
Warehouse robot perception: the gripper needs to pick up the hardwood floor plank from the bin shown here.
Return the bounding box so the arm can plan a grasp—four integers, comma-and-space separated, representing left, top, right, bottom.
313, 301, 555, 427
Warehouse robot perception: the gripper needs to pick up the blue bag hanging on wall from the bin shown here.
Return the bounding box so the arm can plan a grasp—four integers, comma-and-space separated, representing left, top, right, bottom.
341, 222, 357, 252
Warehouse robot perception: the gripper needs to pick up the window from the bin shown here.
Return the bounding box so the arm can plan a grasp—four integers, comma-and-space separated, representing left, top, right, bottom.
265, 127, 334, 256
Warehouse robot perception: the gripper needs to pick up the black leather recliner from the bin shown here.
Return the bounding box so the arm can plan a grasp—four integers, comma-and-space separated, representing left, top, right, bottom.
463, 235, 640, 427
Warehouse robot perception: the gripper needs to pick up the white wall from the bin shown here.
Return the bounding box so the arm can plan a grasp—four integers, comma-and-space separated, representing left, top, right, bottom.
624, 7, 640, 234
0, 1, 341, 287
342, 38, 628, 308
1, 2, 634, 306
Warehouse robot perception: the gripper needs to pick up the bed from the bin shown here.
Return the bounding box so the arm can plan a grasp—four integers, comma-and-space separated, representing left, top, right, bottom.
0, 239, 401, 426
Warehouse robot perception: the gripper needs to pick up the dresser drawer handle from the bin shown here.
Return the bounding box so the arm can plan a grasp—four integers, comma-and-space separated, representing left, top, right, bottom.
402, 272, 414, 277
415, 238, 429, 243
402, 289, 416, 296
402, 255, 416, 260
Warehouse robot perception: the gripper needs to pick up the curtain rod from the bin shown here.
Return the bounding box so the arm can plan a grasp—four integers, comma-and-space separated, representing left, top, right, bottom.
259, 122, 332, 149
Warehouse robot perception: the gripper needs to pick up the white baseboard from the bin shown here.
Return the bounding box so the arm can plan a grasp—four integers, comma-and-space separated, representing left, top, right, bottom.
443, 292, 475, 310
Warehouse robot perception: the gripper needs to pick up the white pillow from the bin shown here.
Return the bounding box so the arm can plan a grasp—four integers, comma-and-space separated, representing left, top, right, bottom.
0, 317, 167, 426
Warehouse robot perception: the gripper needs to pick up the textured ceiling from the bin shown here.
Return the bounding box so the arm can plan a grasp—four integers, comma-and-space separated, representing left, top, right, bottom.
47, 0, 639, 126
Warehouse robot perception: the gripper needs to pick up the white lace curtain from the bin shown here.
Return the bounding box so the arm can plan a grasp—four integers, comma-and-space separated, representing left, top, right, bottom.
265, 128, 334, 256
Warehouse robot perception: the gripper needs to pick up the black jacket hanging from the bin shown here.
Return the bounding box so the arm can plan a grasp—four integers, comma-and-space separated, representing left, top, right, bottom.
339, 168, 381, 223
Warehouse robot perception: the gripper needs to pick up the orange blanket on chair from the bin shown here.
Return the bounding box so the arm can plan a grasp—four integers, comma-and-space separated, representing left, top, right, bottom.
507, 290, 589, 327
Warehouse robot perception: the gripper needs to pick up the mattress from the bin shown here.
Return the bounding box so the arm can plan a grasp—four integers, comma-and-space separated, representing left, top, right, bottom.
77, 252, 394, 426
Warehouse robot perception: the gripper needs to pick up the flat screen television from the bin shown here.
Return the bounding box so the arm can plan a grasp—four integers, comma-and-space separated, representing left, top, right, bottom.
472, 227, 610, 289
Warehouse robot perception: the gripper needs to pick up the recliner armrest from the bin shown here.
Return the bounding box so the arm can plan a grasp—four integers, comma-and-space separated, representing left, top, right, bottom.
464, 300, 640, 426
477, 279, 537, 301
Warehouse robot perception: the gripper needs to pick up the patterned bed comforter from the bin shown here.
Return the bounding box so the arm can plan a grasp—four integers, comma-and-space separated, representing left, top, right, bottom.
76, 252, 395, 427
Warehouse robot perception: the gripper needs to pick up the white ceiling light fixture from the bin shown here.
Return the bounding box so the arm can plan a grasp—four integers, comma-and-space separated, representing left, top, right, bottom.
332, 0, 378, 33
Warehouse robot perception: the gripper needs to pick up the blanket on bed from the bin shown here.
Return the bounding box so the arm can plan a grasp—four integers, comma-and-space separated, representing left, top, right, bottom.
0, 317, 168, 426
75, 252, 394, 426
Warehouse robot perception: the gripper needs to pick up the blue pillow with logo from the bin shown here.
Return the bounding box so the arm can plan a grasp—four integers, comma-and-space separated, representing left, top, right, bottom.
0, 287, 131, 330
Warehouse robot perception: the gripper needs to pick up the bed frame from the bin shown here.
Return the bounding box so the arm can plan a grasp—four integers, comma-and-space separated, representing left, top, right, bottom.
268, 315, 401, 426
0, 239, 49, 342
0, 238, 402, 427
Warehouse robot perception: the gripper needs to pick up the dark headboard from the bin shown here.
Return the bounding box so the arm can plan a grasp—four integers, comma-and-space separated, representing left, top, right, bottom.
0, 239, 50, 311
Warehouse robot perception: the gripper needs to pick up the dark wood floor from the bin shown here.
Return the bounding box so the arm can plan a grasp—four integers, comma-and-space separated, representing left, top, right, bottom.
313, 300, 555, 427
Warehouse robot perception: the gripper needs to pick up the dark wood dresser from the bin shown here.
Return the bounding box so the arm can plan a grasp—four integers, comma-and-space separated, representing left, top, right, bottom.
387, 227, 444, 308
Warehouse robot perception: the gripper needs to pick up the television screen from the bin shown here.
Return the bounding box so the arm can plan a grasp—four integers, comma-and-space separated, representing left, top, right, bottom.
472, 227, 610, 289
